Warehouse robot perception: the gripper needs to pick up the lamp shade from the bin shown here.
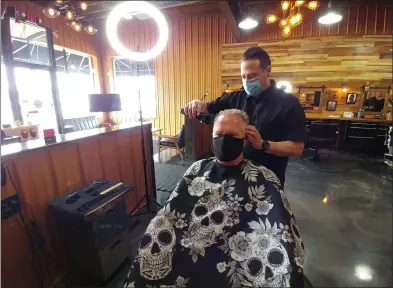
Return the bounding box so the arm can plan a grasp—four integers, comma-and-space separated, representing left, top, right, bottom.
89, 94, 121, 112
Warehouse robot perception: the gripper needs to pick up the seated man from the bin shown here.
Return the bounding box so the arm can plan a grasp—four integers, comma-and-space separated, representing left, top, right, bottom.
125, 109, 305, 288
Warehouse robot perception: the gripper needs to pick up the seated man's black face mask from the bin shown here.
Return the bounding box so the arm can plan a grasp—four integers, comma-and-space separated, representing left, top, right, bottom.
211, 135, 244, 162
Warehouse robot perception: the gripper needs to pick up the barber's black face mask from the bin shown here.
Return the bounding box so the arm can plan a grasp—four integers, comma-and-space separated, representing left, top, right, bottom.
211, 135, 244, 162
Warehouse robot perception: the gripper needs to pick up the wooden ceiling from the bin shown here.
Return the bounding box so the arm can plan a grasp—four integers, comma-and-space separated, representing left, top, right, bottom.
31, 0, 393, 42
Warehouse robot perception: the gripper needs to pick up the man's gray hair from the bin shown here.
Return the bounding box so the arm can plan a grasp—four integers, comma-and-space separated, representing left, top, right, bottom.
214, 109, 249, 126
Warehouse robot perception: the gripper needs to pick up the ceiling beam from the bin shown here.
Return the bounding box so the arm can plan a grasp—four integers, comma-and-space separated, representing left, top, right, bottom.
217, 1, 242, 42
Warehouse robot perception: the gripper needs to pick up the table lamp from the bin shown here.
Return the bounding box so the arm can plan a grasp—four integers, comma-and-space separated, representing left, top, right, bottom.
89, 93, 121, 125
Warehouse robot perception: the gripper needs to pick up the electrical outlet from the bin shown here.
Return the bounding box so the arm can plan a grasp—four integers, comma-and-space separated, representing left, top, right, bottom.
1, 194, 20, 220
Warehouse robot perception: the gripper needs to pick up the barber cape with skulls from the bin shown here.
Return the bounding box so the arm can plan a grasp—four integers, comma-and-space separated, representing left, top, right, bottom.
138, 215, 176, 281
181, 184, 235, 262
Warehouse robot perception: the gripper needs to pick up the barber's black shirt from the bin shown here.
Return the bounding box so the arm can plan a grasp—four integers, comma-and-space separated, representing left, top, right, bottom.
207, 80, 307, 185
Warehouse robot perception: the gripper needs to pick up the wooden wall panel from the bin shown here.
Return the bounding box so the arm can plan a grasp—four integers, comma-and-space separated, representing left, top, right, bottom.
241, 4, 392, 42
221, 35, 392, 91
1, 125, 154, 287
99, 11, 235, 135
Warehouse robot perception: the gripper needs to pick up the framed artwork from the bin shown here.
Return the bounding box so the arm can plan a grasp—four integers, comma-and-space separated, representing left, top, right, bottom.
346, 93, 357, 104
326, 100, 337, 111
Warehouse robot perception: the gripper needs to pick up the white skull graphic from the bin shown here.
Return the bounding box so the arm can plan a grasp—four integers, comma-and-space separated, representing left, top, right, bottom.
188, 194, 233, 246
139, 216, 176, 280
242, 232, 291, 287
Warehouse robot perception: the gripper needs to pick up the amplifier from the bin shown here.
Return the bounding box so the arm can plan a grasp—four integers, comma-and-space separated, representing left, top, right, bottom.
48, 180, 133, 281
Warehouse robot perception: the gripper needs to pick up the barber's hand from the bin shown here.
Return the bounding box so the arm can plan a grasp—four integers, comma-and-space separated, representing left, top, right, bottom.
183, 100, 207, 119
246, 125, 263, 150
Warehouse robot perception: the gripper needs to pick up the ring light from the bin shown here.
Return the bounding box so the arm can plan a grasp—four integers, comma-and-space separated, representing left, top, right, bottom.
106, 1, 168, 61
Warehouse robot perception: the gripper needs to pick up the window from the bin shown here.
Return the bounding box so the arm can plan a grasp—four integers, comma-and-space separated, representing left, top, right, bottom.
55, 48, 97, 119
1, 57, 14, 126
113, 58, 156, 120
10, 18, 50, 66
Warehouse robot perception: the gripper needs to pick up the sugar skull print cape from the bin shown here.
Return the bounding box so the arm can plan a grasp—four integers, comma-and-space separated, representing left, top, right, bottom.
124, 158, 305, 288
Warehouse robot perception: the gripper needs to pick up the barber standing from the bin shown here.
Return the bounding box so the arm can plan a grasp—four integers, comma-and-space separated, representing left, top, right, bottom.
184, 47, 306, 187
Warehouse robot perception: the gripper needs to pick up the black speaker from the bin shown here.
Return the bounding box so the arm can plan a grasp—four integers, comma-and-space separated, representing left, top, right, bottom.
48, 180, 133, 281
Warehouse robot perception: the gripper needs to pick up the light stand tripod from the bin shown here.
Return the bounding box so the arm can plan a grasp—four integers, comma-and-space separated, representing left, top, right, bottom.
129, 47, 161, 217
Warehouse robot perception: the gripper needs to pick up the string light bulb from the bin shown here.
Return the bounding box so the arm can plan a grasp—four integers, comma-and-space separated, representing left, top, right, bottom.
281, 1, 290, 11
84, 24, 98, 35
265, 14, 278, 24
69, 21, 82, 32
55, 0, 64, 3
80, 2, 88, 11
282, 26, 291, 37
295, 1, 305, 6
65, 10, 74, 20
279, 19, 288, 28
307, 1, 320, 10
43, 6, 60, 19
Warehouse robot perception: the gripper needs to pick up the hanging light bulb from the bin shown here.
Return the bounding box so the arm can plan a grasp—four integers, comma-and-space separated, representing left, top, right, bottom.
43, 6, 60, 19
265, 14, 278, 24
279, 19, 288, 28
289, 15, 298, 26
84, 23, 98, 35
281, 1, 290, 11
282, 26, 291, 37
307, 1, 320, 10
65, 10, 74, 20
80, 2, 88, 11
295, 1, 305, 6
69, 21, 82, 32
55, 0, 64, 3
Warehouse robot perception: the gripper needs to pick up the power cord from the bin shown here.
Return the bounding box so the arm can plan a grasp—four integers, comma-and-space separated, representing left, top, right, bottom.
3, 163, 53, 287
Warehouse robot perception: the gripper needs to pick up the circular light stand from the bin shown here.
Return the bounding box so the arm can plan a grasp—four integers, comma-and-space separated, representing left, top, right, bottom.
106, 1, 169, 61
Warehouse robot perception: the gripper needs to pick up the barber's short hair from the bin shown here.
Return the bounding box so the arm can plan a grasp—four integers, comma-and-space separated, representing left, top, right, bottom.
242, 46, 271, 70
214, 109, 249, 127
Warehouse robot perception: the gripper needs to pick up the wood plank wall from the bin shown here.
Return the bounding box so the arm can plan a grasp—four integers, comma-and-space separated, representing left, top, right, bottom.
2, 1, 98, 56
222, 35, 392, 89
222, 35, 392, 113
241, 3, 392, 42
99, 4, 235, 135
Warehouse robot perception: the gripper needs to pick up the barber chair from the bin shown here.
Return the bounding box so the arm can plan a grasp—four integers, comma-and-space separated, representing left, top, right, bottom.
304, 122, 338, 161
157, 125, 185, 162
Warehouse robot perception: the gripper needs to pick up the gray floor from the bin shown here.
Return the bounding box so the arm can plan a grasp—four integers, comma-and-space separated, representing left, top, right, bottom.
58, 152, 392, 287
285, 158, 392, 287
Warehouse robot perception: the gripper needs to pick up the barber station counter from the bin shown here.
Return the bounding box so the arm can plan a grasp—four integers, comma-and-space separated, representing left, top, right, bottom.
1, 124, 156, 287
305, 113, 392, 152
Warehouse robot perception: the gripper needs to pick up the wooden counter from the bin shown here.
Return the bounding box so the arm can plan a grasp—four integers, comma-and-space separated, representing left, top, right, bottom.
1, 124, 155, 287
305, 113, 392, 123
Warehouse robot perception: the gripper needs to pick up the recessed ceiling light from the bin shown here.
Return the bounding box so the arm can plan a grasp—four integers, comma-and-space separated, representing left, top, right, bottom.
238, 17, 258, 30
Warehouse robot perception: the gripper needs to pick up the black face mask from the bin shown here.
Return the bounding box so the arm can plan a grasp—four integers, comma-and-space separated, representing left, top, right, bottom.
211, 135, 244, 162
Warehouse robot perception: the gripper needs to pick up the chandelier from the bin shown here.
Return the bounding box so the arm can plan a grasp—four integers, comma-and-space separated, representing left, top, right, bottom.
42, 1, 97, 35
265, 1, 320, 37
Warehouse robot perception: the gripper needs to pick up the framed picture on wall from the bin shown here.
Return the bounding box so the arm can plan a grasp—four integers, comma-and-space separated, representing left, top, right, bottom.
346, 93, 357, 104
326, 100, 337, 111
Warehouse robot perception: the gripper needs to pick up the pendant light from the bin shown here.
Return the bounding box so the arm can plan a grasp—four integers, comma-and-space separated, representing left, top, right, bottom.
318, 1, 342, 25
238, 17, 258, 30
